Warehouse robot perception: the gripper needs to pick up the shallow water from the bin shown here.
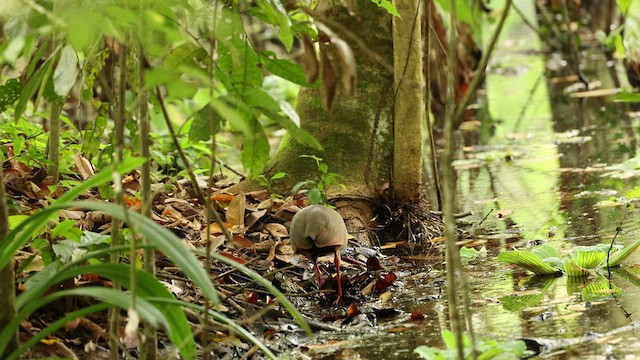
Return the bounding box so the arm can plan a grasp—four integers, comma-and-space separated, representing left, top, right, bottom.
291, 2, 640, 359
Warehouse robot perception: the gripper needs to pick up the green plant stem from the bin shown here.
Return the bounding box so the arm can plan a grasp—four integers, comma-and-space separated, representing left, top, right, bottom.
138, 43, 157, 360
46, 101, 63, 182
443, 0, 467, 358
109, 43, 128, 360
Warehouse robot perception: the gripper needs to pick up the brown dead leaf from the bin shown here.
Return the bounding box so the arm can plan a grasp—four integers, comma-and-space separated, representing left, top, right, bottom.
246, 190, 270, 201
263, 223, 289, 239
257, 198, 273, 210
219, 251, 247, 265
380, 241, 407, 250
386, 326, 411, 333
161, 205, 183, 220
379, 291, 393, 302
232, 235, 254, 248
346, 302, 360, 317
331, 37, 356, 96
319, 42, 338, 109
73, 153, 94, 180
200, 232, 225, 252
300, 35, 319, 83
226, 193, 246, 228
361, 279, 375, 296
253, 239, 276, 253
245, 209, 267, 229
411, 309, 425, 320
207, 222, 231, 235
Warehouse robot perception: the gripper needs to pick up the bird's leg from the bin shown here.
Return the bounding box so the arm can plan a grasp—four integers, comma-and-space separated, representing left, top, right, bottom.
334, 250, 343, 304
313, 261, 323, 288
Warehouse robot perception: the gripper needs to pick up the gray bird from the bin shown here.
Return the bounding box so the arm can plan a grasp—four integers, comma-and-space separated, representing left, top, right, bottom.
289, 205, 348, 303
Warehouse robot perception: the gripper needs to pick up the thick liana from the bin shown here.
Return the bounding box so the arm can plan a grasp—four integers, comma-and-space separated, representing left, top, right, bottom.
289, 205, 348, 303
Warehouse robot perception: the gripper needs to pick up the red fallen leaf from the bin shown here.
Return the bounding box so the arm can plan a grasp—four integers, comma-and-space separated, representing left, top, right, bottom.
247, 292, 258, 304
375, 272, 397, 293
232, 235, 254, 248
219, 252, 247, 264
366, 257, 383, 271
124, 195, 141, 208
321, 313, 347, 322
80, 273, 101, 282
346, 302, 360, 317
210, 193, 235, 202
411, 309, 425, 320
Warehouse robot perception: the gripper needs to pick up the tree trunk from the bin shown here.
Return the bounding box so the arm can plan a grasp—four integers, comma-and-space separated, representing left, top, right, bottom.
264, 1, 395, 241
392, 0, 424, 204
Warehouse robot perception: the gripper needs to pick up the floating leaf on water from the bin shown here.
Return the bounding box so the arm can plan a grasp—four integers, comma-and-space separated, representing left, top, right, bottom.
572, 249, 607, 269
496, 251, 561, 275
609, 239, 640, 267
563, 259, 594, 277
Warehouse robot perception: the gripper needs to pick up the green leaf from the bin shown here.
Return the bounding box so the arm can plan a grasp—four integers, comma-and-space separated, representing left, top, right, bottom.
216, 7, 262, 89
241, 119, 270, 178
563, 258, 593, 277
15, 262, 197, 359
51, 240, 81, 262
371, 0, 401, 17
153, 297, 277, 359
80, 231, 110, 246
188, 106, 214, 142
0, 79, 22, 112
460, 246, 486, 264
624, 186, 640, 199
617, 0, 632, 15
572, 248, 607, 269
612, 91, 640, 103
53, 44, 78, 97
496, 250, 562, 275
308, 187, 323, 204
530, 244, 559, 259
209, 251, 312, 335
260, 51, 317, 87
0, 157, 146, 269
14, 56, 54, 120
609, 239, 640, 267
243, 88, 322, 149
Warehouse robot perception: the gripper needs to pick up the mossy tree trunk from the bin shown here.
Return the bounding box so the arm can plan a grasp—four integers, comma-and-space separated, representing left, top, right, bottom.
265, 2, 405, 241
392, 0, 424, 204
267, 3, 394, 193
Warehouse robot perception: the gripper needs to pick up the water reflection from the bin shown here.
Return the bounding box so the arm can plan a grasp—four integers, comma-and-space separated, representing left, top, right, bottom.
296, 1, 640, 358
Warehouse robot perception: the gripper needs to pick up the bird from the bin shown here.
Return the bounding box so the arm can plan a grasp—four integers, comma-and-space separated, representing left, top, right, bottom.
289, 204, 348, 303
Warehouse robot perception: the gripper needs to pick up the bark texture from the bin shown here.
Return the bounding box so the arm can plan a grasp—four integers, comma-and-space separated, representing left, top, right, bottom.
392, 0, 424, 203
266, 2, 394, 198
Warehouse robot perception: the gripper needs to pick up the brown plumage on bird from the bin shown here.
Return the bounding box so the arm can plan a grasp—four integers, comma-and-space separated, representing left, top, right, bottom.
289, 205, 348, 303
